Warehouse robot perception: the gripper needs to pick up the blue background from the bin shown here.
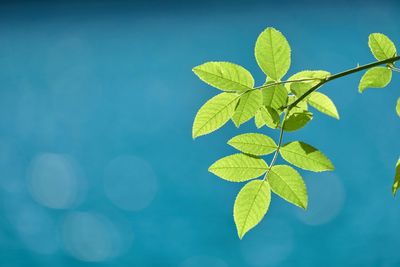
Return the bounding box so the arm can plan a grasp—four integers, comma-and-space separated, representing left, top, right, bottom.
1, 0, 400, 266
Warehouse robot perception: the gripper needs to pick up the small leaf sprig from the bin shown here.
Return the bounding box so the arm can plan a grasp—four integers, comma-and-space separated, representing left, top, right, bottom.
192, 27, 400, 239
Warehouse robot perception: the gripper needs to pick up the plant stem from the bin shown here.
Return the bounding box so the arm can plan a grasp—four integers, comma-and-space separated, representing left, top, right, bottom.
254, 77, 322, 90
288, 55, 400, 110
263, 111, 287, 181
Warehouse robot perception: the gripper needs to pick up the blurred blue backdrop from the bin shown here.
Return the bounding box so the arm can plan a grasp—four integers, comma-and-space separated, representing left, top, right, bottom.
0, 0, 400, 266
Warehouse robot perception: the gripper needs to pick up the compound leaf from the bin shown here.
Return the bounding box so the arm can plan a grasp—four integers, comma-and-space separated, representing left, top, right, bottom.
368, 33, 397, 61
208, 153, 268, 182
232, 90, 262, 127
393, 159, 400, 196
193, 61, 254, 92
192, 92, 239, 138
255, 27, 291, 81
283, 111, 313, 132
228, 133, 277, 156
308, 92, 340, 119
269, 165, 308, 209
234, 180, 271, 239
280, 141, 334, 172
358, 67, 392, 93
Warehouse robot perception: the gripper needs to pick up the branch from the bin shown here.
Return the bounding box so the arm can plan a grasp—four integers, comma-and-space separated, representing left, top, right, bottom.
288, 55, 400, 110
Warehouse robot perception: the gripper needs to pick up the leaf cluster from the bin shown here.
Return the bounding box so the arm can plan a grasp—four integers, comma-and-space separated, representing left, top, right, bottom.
192, 27, 399, 239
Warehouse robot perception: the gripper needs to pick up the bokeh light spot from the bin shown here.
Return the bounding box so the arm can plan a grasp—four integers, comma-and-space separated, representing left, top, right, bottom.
103, 155, 158, 211
296, 173, 345, 225
61, 212, 123, 262
28, 153, 85, 209
240, 220, 293, 266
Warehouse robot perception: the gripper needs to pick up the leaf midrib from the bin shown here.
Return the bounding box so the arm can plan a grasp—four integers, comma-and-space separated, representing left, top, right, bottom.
194, 94, 240, 137
194, 68, 252, 91
280, 146, 332, 169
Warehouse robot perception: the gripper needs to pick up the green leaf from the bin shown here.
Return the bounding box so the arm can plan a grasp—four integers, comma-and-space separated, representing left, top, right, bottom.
283, 111, 313, 132
288, 70, 330, 96
193, 62, 255, 92
308, 92, 340, 119
280, 141, 334, 172
268, 165, 308, 209
358, 67, 392, 93
192, 92, 239, 138
228, 133, 277, 156
255, 27, 291, 81
234, 180, 271, 239
392, 159, 400, 196
208, 153, 268, 182
396, 97, 400, 117
262, 84, 288, 110
260, 106, 280, 129
368, 33, 397, 61
232, 90, 262, 127
287, 95, 308, 116
254, 109, 265, 128
254, 106, 280, 129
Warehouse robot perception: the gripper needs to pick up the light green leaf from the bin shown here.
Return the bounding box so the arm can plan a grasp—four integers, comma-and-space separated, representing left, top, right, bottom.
308, 92, 340, 119
368, 33, 397, 61
287, 95, 308, 116
234, 180, 271, 239
228, 133, 277, 156
192, 92, 239, 138
255, 27, 291, 81
280, 141, 334, 172
232, 90, 262, 127
392, 159, 400, 196
262, 84, 288, 110
193, 62, 254, 91
208, 153, 268, 182
358, 67, 392, 93
269, 165, 308, 209
254, 109, 265, 128
288, 70, 330, 96
396, 97, 400, 117
260, 106, 280, 129
283, 111, 313, 132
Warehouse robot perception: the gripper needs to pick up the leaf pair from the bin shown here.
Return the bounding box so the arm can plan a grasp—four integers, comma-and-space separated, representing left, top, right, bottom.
209, 133, 333, 238
359, 33, 397, 92
234, 164, 307, 239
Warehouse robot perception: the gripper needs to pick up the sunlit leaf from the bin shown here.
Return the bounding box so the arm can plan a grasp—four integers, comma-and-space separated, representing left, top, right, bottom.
288, 70, 330, 96
396, 97, 400, 117
192, 92, 239, 138
255, 27, 291, 81
268, 165, 308, 209
193, 62, 254, 91
283, 111, 313, 132
234, 180, 271, 239
358, 67, 392, 93
260, 106, 280, 129
392, 159, 400, 196
232, 90, 262, 127
228, 133, 277, 156
262, 84, 288, 110
368, 33, 397, 61
280, 141, 334, 172
209, 153, 268, 182
308, 92, 339, 119
287, 95, 308, 116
